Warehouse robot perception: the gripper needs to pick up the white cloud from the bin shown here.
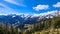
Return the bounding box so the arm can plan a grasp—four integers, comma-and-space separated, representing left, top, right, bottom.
53, 2, 60, 7
32, 10, 59, 16
0, 3, 21, 15
0, 8, 20, 15
30, 11, 56, 18
33, 5, 49, 11
40, 10, 58, 15
4, 0, 26, 7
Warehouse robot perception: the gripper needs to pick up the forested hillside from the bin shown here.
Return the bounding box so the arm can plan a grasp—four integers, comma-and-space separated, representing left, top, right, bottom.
0, 15, 60, 34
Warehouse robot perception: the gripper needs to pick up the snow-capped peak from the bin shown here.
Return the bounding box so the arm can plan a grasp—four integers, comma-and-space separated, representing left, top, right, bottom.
12, 15, 16, 18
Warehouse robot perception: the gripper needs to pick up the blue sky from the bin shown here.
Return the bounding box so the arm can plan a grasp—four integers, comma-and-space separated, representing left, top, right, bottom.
0, 0, 60, 15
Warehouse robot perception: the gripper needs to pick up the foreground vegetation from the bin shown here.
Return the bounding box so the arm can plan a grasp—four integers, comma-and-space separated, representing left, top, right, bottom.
0, 16, 60, 34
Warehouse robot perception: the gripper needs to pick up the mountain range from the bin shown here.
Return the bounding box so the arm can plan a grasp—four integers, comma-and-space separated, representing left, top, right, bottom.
0, 11, 59, 28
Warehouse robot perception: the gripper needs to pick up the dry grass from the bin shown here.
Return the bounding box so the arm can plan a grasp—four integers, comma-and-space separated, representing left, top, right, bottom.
34, 28, 60, 34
